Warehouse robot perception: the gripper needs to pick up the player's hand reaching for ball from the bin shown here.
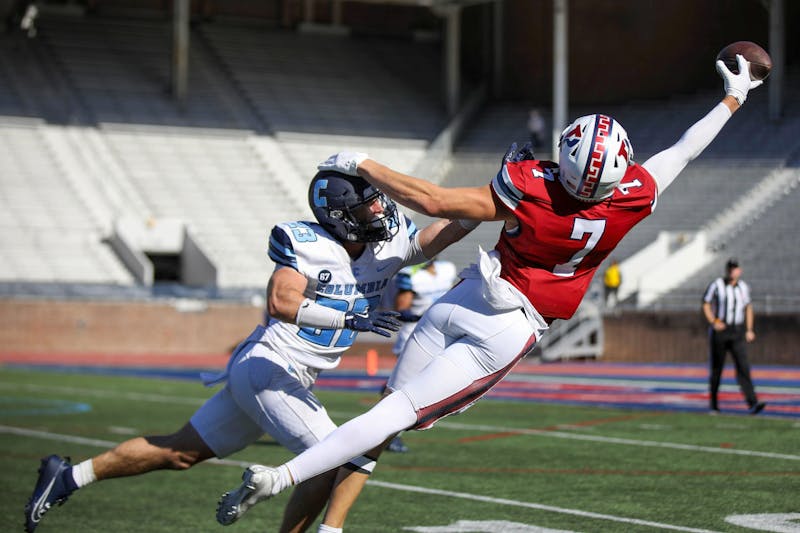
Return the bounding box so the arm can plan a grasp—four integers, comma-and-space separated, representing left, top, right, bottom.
716, 54, 763, 105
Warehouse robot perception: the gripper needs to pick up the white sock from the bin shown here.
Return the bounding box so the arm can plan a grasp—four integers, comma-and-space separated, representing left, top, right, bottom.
318, 525, 343, 533
70, 459, 97, 488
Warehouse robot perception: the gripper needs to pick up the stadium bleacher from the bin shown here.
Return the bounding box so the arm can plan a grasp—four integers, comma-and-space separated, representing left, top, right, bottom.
0, 10, 798, 313
0, 14, 446, 290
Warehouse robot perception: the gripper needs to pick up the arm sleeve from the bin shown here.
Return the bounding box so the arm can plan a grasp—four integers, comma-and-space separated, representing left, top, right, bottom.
642, 103, 732, 194
702, 279, 718, 304
491, 163, 526, 212
267, 225, 298, 269
404, 215, 419, 239
402, 231, 428, 268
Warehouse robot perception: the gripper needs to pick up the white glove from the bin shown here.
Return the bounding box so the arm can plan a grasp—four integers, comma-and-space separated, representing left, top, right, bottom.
317, 151, 369, 176
716, 54, 763, 105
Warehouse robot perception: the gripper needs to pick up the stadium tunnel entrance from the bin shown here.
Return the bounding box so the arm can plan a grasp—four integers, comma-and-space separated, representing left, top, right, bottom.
108, 216, 217, 288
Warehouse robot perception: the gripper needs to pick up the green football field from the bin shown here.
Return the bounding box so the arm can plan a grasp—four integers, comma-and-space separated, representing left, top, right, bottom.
2, 367, 798, 533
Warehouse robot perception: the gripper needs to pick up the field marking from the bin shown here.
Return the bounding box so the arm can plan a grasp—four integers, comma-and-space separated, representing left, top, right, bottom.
378, 465, 800, 478
0, 424, 119, 448
436, 421, 800, 461
0, 382, 204, 406
458, 413, 661, 443
404, 520, 574, 532
368, 480, 723, 533
725, 513, 800, 532
1, 424, 722, 533
503, 374, 800, 395
2, 381, 800, 461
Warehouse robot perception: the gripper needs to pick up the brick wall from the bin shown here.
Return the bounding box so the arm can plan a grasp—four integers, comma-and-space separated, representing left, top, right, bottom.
0, 299, 262, 357
1, 300, 796, 366
603, 311, 800, 365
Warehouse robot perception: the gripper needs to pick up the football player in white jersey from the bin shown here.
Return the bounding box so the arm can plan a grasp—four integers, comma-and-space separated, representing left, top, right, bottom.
24, 170, 477, 533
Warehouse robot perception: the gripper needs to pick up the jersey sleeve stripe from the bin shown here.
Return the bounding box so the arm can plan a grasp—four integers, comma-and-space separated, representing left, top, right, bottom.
491, 165, 523, 211
268, 227, 298, 268
405, 216, 418, 235
395, 272, 413, 290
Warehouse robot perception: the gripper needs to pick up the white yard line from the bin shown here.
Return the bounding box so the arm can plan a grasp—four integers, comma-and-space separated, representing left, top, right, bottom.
369, 480, 724, 533
1, 424, 723, 533
435, 421, 800, 461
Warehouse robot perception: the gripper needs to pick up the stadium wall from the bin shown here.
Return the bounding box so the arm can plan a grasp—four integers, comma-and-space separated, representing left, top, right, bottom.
1, 300, 798, 366
603, 312, 800, 366
0, 299, 261, 360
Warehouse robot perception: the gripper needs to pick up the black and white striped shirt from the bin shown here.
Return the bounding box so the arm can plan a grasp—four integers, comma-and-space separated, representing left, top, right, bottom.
703, 277, 752, 326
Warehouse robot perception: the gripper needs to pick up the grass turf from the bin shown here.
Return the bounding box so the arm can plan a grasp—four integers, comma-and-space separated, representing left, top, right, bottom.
1, 367, 798, 532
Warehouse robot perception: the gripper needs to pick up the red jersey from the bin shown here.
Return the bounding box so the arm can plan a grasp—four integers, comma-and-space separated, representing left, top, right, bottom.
491, 160, 657, 322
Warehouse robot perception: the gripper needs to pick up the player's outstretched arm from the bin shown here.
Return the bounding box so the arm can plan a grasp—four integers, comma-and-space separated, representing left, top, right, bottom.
643, 54, 764, 194
318, 152, 502, 221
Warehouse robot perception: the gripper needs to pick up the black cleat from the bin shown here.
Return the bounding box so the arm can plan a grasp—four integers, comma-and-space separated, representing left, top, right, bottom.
24, 455, 75, 532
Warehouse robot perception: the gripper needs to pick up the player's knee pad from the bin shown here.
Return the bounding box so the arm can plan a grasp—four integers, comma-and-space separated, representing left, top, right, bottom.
343, 454, 377, 475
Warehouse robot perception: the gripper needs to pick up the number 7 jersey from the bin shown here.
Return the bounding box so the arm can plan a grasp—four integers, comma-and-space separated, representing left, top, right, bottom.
491, 159, 658, 322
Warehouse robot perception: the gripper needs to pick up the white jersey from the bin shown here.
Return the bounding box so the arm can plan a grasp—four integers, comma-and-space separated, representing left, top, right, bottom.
393, 260, 458, 354
261, 214, 425, 370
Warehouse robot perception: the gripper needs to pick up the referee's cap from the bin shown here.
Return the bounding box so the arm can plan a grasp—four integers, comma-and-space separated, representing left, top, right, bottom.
725, 257, 740, 270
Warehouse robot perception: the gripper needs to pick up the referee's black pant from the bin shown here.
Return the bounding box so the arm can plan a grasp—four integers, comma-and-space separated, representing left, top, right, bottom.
708, 325, 758, 410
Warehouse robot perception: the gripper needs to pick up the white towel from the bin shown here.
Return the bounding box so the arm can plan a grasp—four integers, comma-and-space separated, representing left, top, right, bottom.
459, 247, 548, 338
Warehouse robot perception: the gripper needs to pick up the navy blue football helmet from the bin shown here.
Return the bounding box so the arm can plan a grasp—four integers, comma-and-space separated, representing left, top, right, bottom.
308, 170, 399, 243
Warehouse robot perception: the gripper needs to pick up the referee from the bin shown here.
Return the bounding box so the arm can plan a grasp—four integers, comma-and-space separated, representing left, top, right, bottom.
702, 258, 765, 415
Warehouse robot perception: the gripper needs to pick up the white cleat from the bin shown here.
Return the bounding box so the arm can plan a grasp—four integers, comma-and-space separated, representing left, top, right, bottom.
216, 465, 279, 526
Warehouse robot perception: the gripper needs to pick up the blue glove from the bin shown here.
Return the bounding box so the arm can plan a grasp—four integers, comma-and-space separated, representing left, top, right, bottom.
502, 142, 536, 167
398, 310, 421, 322
344, 310, 402, 337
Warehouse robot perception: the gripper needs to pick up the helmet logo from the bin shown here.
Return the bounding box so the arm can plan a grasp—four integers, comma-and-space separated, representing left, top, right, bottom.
309, 171, 400, 243
313, 179, 328, 207
578, 114, 612, 198
563, 124, 582, 148
617, 138, 629, 163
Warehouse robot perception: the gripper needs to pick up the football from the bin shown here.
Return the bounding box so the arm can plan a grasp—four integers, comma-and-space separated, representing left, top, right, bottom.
716, 41, 772, 81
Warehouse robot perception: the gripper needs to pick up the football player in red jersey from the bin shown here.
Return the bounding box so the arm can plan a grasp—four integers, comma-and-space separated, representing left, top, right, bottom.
217, 55, 762, 531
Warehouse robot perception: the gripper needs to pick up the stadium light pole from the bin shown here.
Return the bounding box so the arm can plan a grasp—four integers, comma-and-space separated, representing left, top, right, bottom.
171, 0, 190, 104
768, 0, 784, 122
440, 4, 461, 117
551, 0, 568, 158
492, 0, 503, 97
